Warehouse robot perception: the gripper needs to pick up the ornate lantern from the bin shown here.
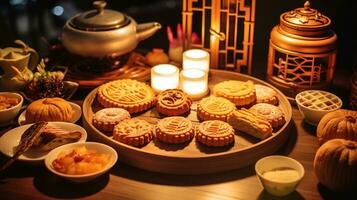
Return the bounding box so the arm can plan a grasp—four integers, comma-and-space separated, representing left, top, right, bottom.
267, 1, 337, 98
182, 0, 256, 74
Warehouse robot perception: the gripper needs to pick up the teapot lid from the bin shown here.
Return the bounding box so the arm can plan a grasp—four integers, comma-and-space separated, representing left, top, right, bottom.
280, 1, 331, 36
70, 1, 129, 31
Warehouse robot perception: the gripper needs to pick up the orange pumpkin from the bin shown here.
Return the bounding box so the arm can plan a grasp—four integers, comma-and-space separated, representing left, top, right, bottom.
317, 109, 357, 145
25, 98, 73, 124
313, 139, 357, 192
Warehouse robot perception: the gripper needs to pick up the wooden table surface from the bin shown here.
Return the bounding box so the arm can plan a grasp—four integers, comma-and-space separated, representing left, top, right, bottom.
0, 93, 355, 200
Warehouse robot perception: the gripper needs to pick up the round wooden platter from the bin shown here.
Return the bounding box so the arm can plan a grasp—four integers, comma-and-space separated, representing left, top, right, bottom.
82, 69, 292, 174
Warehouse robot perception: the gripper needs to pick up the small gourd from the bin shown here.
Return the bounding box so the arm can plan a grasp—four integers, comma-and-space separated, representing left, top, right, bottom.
25, 98, 73, 124
313, 139, 357, 192
317, 109, 357, 145
145, 48, 170, 66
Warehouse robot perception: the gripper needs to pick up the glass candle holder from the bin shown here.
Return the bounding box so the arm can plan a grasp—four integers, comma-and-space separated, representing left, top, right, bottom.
183, 49, 210, 73
180, 68, 209, 100
151, 64, 179, 93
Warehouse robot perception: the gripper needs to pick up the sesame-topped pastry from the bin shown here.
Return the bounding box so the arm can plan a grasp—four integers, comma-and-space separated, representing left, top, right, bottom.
197, 96, 236, 122
97, 79, 156, 114
156, 89, 192, 116
255, 84, 279, 105
113, 118, 153, 147
92, 108, 131, 132
196, 120, 235, 147
228, 109, 272, 140
213, 80, 256, 107
156, 116, 194, 144
249, 103, 285, 128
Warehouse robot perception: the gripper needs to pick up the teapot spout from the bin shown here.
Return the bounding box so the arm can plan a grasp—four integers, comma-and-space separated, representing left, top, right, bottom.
136, 22, 162, 42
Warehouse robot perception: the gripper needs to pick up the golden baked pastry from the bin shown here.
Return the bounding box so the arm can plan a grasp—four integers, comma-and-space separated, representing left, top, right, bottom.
156, 116, 194, 144
25, 98, 73, 124
113, 118, 153, 147
97, 79, 156, 114
228, 109, 272, 140
197, 96, 235, 122
255, 84, 279, 105
213, 80, 256, 107
92, 108, 131, 132
249, 103, 286, 128
156, 89, 192, 116
196, 120, 235, 147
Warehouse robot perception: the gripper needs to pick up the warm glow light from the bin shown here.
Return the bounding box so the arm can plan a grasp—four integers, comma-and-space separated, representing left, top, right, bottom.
180, 69, 208, 100
151, 64, 179, 93
183, 49, 210, 73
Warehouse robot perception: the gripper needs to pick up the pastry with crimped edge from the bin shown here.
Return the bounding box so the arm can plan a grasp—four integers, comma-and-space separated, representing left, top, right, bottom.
97, 79, 156, 114
156, 89, 192, 116
228, 109, 272, 140
156, 116, 194, 144
255, 84, 279, 105
213, 80, 256, 107
92, 108, 131, 132
113, 118, 153, 147
249, 103, 285, 128
196, 120, 235, 147
197, 96, 236, 122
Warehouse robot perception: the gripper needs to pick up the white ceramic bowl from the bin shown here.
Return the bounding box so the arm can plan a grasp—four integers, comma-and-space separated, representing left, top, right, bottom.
0, 92, 23, 126
45, 142, 118, 182
295, 90, 342, 126
255, 155, 305, 197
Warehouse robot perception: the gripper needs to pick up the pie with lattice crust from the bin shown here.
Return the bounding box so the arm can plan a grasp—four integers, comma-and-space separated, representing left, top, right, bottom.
296, 90, 342, 111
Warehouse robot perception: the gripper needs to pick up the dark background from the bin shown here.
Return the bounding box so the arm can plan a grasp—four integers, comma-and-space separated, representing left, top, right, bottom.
0, 0, 356, 76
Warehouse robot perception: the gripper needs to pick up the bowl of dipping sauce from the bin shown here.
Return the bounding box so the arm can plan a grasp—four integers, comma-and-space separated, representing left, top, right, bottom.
255, 155, 305, 197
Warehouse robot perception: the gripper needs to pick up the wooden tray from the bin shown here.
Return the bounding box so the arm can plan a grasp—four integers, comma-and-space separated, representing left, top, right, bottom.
82, 69, 292, 174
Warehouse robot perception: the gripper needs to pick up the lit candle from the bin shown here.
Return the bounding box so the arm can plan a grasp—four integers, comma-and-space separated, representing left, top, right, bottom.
151, 64, 179, 93
183, 49, 210, 73
180, 69, 209, 100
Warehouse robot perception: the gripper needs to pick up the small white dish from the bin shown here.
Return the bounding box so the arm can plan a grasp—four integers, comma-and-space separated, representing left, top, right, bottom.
0, 122, 87, 162
18, 102, 82, 126
45, 142, 118, 182
295, 90, 342, 126
0, 92, 23, 126
255, 155, 305, 197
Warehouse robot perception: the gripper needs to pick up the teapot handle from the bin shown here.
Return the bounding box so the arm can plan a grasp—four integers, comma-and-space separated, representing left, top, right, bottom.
27, 47, 39, 71
14, 40, 39, 71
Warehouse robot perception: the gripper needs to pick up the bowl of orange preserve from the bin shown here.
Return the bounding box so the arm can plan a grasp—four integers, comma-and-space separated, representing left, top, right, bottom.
45, 142, 118, 182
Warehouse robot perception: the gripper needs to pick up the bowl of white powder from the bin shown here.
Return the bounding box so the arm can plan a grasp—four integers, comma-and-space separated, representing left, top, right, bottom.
255, 155, 305, 197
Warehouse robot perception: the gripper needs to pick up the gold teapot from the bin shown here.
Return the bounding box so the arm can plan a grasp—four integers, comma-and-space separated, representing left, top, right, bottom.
61, 1, 161, 58
0, 40, 39, 91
